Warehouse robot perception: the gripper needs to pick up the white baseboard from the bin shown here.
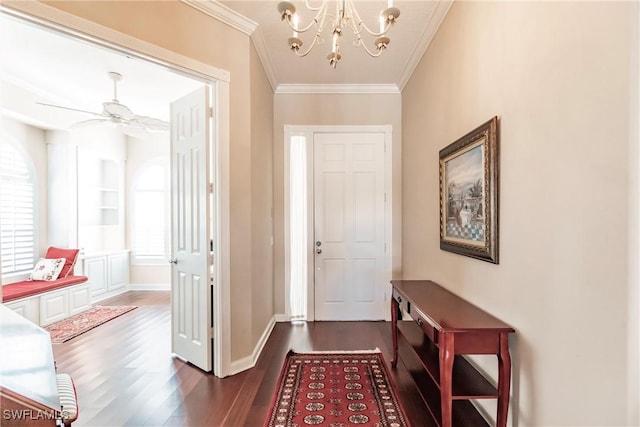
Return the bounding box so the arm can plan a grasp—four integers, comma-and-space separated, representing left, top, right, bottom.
128, 283, 170, 291
228, 315, 276, 375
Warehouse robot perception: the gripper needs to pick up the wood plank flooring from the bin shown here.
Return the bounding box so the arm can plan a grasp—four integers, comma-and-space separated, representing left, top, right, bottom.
52, 291, 430, 426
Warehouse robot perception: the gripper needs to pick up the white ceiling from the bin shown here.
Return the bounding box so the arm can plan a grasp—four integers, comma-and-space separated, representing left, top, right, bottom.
0, 1, 450, 131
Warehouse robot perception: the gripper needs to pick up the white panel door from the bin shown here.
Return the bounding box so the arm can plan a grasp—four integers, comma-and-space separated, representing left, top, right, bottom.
314, 132, 386, 320
170, 86, 213, 372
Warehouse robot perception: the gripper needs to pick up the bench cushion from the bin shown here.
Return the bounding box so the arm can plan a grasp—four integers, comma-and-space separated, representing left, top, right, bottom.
2, 276, 88, 303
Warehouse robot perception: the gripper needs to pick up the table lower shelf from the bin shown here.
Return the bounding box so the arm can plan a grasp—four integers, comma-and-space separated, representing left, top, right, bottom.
397, 325, 492, 427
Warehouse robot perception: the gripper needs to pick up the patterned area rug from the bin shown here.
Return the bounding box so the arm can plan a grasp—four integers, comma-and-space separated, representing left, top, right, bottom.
45, 306, 137, 343
264, 350, 411, 427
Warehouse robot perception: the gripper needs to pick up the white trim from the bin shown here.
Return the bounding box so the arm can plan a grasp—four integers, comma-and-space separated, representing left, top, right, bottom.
228, 315, 276, 375
250, 26, 278, 92
214, 80, 232, 378
1, 0, 232, 378
181, 0, 256, 35
276, 84, 400, 94
283, 125, 394, 322
180, 0, 278, 92
128, 283, 170, 291
398, 0, 453, 91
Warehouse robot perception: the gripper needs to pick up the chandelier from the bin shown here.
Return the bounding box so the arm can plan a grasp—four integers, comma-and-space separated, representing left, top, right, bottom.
277, 0, 401, 68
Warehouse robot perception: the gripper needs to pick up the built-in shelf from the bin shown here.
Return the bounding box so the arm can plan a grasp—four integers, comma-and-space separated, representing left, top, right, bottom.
79, 158, 119, 227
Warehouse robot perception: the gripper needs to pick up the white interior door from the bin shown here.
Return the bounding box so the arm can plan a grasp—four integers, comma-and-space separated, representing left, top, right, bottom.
313, 132, 386, 320
170, 86, 212, 372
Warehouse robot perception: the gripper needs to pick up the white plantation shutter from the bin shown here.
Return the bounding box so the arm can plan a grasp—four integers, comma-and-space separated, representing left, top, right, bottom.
0, 144, 35, 274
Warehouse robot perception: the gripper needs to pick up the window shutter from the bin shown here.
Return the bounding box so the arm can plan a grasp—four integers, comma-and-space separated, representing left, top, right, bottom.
133, 164, 166, 260
0, 144, 35, 274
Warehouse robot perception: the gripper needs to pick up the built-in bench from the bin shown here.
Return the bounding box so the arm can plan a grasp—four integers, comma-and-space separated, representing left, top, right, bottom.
2, 276, 90, 327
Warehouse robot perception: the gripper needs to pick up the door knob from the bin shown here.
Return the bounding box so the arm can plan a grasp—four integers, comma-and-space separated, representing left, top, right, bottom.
315, 248, 322, 254
169, 258, 178, 264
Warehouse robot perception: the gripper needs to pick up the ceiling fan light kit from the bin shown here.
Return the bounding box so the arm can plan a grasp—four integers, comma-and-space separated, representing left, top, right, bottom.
36, 71, 169, 137
277, 0, 400, 69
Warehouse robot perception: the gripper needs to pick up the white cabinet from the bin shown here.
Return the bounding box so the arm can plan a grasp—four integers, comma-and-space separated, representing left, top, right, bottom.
79, 250, 130, 302
85, 256, 108, 297
4, 281, 91, 327
39, 288, 68, 326
4, 298, 39, 325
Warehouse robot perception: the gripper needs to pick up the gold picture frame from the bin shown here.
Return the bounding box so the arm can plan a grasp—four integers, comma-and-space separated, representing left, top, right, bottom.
439, 117, 499, 263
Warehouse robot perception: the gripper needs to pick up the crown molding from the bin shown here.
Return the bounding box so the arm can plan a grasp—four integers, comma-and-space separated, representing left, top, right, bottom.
181, 0, 256, 35
275, 84, 400, 94
398, 0, 453, 92
250, 25, 278, 92
181, 0, 278, 92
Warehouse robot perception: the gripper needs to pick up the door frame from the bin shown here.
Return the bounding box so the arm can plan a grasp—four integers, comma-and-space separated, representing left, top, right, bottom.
284, 125, 393, 321
2, 3, 232, 377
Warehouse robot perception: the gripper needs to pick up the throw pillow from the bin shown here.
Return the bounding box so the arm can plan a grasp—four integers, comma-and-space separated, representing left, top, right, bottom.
45, 247, 80, 278
29, 258, 66, 281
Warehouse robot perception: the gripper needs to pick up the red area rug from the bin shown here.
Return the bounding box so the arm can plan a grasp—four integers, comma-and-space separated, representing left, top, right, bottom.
45, 306, 137, 343
264, 350, 411, 427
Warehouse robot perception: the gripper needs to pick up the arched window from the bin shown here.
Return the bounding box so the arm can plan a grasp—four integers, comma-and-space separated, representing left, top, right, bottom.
132, 161, 168, 263
0, 143, 36, 275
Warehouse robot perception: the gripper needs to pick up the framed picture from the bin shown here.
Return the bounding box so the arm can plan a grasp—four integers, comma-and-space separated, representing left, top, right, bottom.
439, 116, 499, 263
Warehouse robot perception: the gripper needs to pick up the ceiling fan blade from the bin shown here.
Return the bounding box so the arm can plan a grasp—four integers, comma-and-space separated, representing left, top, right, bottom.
103, 101, 134, 120
70, 118, 109, 128
36, 101, 104, 117
121, 123, 149, 138
130, 115, 170, 131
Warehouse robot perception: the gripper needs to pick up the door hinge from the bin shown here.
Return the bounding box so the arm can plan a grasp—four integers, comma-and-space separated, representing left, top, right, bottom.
209, 107, 214, 118
384, 193, 387, 203
209, 183, 214, 193
210, 327, 215, 339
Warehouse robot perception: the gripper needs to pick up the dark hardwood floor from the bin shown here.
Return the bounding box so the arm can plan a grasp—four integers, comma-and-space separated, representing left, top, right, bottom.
52, 291, 430, 426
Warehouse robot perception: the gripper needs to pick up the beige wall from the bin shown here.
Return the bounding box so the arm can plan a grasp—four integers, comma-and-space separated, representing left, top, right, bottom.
31, 0, 273, 363
250, 44, 275, 347
273, 93, 402, 315
402, 1, 638, 425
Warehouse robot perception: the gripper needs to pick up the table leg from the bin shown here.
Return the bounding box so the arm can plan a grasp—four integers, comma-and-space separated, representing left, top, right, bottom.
439, 332, 454, 427
390, 296, 399, 367
496, 332, 512, 427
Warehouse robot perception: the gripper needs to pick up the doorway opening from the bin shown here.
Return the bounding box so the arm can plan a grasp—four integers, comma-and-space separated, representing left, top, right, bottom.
1, 5, 231, 376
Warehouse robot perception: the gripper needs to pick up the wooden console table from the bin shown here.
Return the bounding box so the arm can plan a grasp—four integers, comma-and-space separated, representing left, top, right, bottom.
390, 280, 515, 427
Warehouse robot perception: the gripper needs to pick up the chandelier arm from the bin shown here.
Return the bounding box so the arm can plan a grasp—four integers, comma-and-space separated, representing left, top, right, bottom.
293, 33, 322, 57
358, 39, 386, 57
284, 2, 331, 34
304, 0, 326, 12
346, 2, 389, 37
346, 3, 376, 36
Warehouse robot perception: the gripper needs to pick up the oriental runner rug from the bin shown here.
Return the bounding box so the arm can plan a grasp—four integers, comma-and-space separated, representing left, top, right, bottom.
45, 305, 137, 343
264, 350, 411, 427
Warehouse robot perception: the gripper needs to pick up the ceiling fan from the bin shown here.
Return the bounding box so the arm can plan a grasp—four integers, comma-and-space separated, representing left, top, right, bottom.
36, 71, 169, 137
